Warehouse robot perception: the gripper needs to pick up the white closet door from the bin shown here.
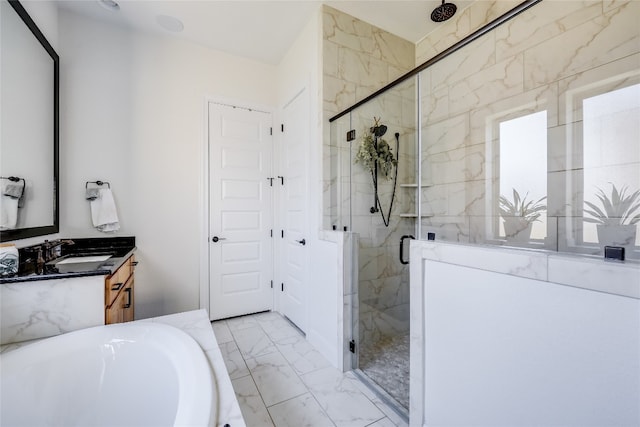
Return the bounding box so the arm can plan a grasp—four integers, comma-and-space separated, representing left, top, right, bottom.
278, 89, 309, 331
209, 103, 273, 320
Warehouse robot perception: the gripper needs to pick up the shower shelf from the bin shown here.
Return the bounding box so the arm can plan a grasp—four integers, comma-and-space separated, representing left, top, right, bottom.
400, 183, 432, 188
399, 213, 434, 218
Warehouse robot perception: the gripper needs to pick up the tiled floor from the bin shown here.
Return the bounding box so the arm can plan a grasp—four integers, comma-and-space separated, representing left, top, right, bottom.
211, 311, 409, 427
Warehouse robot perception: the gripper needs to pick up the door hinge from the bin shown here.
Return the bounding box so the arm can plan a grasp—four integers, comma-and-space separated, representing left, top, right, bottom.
281, 230, 284, 238
270, 127, 273, 135
281, 124, 284, 132
270, 229, 273, 238
349, 340, 356, 353
281, 283, 284, 292
270, 280, 273, 289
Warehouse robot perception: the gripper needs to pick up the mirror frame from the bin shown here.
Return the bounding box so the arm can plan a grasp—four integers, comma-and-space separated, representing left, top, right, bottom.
1, 0, 59, 241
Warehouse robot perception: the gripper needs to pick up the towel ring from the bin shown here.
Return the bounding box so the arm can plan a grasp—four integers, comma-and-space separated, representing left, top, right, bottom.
85, 180, 111, 189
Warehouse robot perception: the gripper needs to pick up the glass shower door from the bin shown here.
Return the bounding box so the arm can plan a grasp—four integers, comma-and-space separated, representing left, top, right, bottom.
346, 78, 418, 412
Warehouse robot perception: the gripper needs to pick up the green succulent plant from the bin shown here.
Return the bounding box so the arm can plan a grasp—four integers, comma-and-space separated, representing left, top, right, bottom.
499, 188, 547, 223
583, 183, 640, 226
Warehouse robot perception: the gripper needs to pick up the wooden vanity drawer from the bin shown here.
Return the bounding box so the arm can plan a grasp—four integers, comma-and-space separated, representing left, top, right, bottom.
105, 256, 134, 307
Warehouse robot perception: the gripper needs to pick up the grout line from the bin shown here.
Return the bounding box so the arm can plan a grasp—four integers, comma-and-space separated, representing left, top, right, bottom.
224, 312, 395, 427
246, 371, 277, 427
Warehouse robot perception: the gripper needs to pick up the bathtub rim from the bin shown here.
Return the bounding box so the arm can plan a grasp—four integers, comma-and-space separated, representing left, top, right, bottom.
0, 321, 214, 427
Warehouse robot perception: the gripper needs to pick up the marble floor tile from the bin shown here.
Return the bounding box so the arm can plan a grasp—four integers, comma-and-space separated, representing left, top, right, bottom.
274, 334, 331, 375
215, 312, 401, 427
211, 320, 234, 344
268, 393, 335, 427
227, 315, 260, 331
232, 326, 278, 359
346, 372, 408, 427
219, 340, 250, 380
301, 367, 385, 427
231, 375, 274, 427
245, 351, 309, 407
258, 315, 303, 342
367, 417, 398, 427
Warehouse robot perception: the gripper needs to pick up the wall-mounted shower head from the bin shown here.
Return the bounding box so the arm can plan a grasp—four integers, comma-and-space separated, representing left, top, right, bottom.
431, 0, 457, 22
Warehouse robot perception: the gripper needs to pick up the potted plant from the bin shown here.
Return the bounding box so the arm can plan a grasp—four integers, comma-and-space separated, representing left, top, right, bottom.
583, 183, 640, 248
499, 189, 547, 242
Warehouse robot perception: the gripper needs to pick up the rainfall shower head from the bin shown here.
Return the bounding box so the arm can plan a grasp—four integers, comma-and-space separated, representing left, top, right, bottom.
430, 0, 457, 22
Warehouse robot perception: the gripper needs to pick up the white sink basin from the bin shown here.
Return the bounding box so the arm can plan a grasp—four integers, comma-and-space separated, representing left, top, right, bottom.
56, 255, 112, 265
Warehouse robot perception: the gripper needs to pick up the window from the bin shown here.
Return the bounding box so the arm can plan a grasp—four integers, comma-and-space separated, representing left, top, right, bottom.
582, 84, 640, 247
494, 111, 548, 243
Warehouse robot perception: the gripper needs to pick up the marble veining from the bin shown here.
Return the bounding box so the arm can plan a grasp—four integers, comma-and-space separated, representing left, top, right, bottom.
1, 276, 104, 345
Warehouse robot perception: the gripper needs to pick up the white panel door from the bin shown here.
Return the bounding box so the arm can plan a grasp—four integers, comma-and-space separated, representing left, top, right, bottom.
209, 103, 273, 320
278, 89, 309, 331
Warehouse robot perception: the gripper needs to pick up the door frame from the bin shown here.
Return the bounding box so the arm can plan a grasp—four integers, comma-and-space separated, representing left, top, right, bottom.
199, 95, 277, 318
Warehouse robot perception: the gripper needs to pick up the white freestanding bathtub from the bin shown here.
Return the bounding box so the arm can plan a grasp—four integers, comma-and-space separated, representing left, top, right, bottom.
0, 322, 214, 426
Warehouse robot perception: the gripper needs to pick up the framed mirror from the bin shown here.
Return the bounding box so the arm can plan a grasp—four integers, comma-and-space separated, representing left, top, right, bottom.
0, 0, 59, 241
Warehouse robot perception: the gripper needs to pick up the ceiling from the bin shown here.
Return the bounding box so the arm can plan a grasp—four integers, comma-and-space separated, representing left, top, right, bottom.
57, 0, 473, 65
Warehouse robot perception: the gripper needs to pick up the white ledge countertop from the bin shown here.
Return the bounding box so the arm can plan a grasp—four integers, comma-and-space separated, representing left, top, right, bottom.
411, 240, 640, 300
140, 309, 245, 427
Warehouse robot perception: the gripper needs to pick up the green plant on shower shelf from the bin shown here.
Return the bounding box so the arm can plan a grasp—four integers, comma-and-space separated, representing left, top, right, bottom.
354, 118, 397, 179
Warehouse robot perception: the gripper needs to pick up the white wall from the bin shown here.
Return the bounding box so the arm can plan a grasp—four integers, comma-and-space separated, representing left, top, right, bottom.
20, 0, 58, 49
58, 9, 278, 319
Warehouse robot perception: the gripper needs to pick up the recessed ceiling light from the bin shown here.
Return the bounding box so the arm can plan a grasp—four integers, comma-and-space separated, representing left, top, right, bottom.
98, 0, 120, 12
156, 14, 184, 33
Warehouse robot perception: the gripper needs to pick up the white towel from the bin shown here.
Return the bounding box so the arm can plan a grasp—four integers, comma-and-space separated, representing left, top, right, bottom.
0, 195, 19, 230
90, 188, 120, 232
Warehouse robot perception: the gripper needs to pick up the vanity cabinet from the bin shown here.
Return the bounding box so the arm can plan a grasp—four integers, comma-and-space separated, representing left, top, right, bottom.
105, 255, 135, 324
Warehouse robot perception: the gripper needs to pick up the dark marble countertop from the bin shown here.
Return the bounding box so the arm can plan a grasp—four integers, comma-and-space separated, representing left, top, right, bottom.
0, 237, 136, 284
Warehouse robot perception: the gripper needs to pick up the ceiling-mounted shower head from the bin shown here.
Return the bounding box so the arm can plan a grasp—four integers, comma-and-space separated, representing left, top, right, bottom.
430, 0, 457, 22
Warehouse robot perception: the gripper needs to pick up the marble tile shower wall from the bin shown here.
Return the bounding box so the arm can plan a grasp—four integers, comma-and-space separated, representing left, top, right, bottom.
321, 6, 416, 346
417, 0, 640, 256
322, 5, 415, 231
350, 81, 416, 345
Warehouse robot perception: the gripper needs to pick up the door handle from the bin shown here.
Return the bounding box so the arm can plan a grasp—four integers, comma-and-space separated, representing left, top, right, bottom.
399, 235, 415, 265
124, 287, 132, 309
296, 238, 306, 246
212, 236, 227, 243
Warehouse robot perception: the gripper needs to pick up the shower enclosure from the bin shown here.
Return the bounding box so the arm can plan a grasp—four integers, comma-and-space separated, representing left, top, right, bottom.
330, 78, 418, 410
328, 0, 640, 416
326, 0, 640, 416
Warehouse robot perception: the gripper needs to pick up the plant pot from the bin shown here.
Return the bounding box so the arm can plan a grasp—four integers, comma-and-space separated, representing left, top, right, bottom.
503, 218, 533, 242
596, 224, 637, 249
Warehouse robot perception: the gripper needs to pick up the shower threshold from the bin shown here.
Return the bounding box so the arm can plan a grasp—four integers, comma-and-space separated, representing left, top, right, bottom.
352, 369, 409, 424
